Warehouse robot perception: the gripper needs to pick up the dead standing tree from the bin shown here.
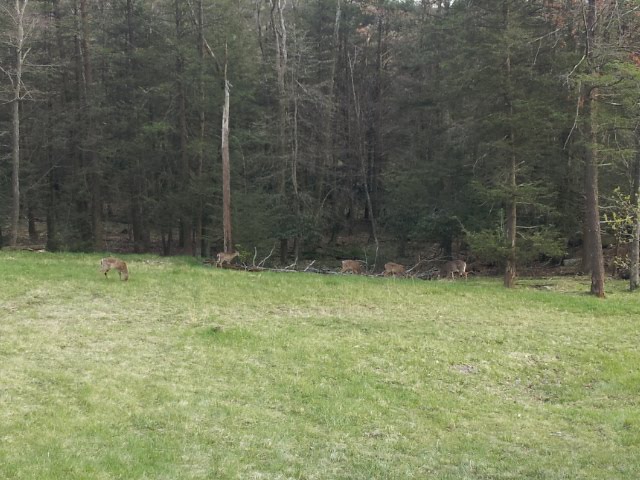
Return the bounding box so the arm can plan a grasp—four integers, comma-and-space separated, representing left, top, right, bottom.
221, 43, 232, 253
1, 0, 32, 246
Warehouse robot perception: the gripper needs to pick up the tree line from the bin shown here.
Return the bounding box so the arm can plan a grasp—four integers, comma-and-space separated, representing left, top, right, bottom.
1, 0, 639, 296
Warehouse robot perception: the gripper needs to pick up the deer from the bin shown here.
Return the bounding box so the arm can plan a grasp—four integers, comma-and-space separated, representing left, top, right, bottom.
216, 251, 239, 268
383, 262, 406, 277
439, 260, 468, 280
341, 260, 364, 274
100, 257, 129, 281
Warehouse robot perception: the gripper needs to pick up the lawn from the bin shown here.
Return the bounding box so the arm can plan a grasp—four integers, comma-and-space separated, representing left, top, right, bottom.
1, 252, 639, 479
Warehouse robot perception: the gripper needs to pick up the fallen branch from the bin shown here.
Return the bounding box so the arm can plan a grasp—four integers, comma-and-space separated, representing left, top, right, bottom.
257, 243, 276, 268
406, 257, 425, 274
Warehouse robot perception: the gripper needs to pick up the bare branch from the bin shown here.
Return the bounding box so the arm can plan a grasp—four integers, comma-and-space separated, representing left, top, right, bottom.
564, 88, 582, 150
565, 54, 586, 85
184, 0, 221, 71
257, 244, 276, 268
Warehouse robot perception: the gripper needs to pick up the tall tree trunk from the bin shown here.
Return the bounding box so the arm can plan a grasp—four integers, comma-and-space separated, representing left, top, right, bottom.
46, 0, 65, 251
175, 0, 193, 254
504, 151, 517, 288
271, 0, 288, 194
630, 130, 640, 291
583, 91, 605, 297
370, 10, 384, 219
316, 0, 340, 215
583, 0, 605, 297
9, 0, 28, 246
11, 92, 21, 247
503, 2, 517, 288
290, 9, 302, 263
46, 108, 59, 251
125, 0, 148, 253
221, 45, 233, 253
79, 0, 103, 251
195, 0, 205, 257
291, 81, 302, 262
270, 0, 289, 263
348, 50, 379, 267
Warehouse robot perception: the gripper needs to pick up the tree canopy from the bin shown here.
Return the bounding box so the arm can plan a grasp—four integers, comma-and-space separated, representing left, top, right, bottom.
1, 0, 639, 292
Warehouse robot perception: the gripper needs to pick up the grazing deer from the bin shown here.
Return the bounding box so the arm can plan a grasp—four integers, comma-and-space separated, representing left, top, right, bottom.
383, 262, 406, 277
216, 251, 239, 268
100, 257, 129, 281
439, 260, 467, 280
341, 260, 364, 274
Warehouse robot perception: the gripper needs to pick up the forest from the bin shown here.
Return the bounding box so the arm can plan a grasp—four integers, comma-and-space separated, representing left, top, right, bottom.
1, 0, 639, 295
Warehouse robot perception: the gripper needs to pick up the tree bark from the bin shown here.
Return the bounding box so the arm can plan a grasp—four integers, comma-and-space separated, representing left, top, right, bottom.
221, 45, 233, 253
175, 0, 193, 254
503, 2, 517, 288
270, 0, 288, 194
316, 0, 340, 213
195, 0, 205, 257
9, 0, 28, 246
46, 0, 65, 251
370, 10, 385, 219
583, 94, 605, 298
348, 51, 379, 266
79, 0, 103, 251
583, 0, 605, 298
268, 0, 291, 262
630, 130, 640, 291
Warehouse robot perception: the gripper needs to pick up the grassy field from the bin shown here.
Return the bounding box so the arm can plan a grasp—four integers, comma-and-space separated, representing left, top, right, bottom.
1, 252, 639, 479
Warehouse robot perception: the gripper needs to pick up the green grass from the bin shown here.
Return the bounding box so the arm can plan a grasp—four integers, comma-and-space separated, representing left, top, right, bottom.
1, 252, 639, 479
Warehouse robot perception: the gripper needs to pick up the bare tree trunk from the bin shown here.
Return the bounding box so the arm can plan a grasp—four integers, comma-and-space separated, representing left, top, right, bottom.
11, 92, 21, 246
582, 83, 605, 297
79, 0, 103, 251
269, 0, 290, 263
271, 0, 288, 194
290, 9, 303, 262
46, 98, 59, 251
503, 3, 517, 288
630, 130, 640, 291
348, 51, 379, 266
195, 0, 205, 257
46, 0, 66, 252
504, 151, 517, 288
584, 97, 605, 298
186, 0, 221, 256
10, 63, 21, 246
370, 10, 385, 219
124, 0, 149, 253
221, 44, 233, 253
291, 80, 302, 261
174, 0, 192, 254
9, 0, 28, 247
316, 0, 340, 213
583, 0, 605, 298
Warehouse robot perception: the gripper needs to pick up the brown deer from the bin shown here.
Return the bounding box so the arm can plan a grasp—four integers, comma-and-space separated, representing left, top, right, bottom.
216, 251, 239, 268
341, 260, 364, 274
100, 257, 129, 281
383, 262, 406, 277
439, 260, 467, 280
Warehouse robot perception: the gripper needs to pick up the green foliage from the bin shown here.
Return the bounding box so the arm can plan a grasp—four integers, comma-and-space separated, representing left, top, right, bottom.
603, 187, 639, 273
468, 212, 566, 266
2, 0, 639, 273
604, 187, 638, 246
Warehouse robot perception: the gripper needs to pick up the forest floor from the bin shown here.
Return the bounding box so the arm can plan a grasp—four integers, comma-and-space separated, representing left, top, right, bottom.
1, 251, 639, 479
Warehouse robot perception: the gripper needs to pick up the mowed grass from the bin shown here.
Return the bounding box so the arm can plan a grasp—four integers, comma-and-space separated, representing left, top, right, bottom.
0, 252, 639, 479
